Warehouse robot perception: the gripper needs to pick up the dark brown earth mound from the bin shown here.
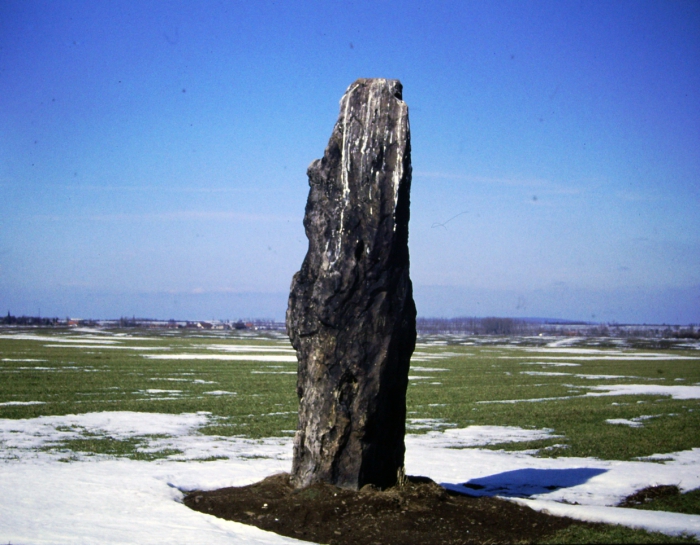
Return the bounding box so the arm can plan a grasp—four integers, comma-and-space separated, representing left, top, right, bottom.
183, 473, 600, 545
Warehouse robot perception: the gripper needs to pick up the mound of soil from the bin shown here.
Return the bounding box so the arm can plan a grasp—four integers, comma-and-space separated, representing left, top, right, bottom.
184, 473, 599, 544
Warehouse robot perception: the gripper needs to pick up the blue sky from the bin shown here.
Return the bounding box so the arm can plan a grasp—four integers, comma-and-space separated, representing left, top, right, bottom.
1, 0, 699, 324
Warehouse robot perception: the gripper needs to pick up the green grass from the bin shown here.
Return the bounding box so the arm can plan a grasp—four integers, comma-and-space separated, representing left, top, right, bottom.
2, 328, 699, 459
2, 327, 699, 543
543, 524, 697, 543
0, 329, 299, 438
45, 435, 183, 461
405, 343, 700, 461
626, 487, 700, 516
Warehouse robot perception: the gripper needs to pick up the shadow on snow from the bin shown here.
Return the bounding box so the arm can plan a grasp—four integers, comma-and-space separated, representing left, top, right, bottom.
442, 467, 608, 498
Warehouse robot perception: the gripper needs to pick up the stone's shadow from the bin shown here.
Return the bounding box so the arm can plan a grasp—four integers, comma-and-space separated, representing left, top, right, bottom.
443, 467, 608, 498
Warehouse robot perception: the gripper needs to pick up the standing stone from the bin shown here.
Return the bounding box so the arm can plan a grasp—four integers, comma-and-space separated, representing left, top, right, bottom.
286, 78, 416, 490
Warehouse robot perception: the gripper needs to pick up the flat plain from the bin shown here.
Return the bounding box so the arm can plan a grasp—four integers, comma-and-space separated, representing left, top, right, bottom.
1, 326, 699, 543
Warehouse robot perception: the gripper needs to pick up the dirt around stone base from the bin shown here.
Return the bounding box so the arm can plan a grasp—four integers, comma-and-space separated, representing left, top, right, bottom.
183, 473, 601, 544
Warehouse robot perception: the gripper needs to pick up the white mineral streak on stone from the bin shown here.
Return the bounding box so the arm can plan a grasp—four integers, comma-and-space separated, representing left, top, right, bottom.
362, 84, 380, 218
322, 239, 331, 270
330, 80, 407, 264
392, 102, 407, 230
330, 82, 360, 267
359, 88, 373, 158
340, 88, 352, 202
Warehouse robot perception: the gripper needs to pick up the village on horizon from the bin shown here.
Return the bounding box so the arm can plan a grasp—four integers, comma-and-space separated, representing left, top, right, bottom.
2, 311, 698, 339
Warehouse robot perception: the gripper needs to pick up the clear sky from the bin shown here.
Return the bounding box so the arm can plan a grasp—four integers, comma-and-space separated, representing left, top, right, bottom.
1, 0, 699, 324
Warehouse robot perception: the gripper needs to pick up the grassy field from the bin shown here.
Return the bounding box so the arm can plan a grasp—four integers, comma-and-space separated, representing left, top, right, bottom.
1, 326, 699, 543
2, 327, 698, 461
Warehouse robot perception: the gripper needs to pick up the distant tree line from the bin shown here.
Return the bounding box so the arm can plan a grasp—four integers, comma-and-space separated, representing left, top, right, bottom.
417, 317, 533, 335
1, 312, 60, 326
415, 317, 700, 338
3, 312, 697, 339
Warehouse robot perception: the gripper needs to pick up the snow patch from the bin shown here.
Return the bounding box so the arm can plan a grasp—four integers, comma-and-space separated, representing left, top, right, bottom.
606, 415, 660, 428
586, 384, 700, 400
44, 345, 169, 350
545, 337, 587, 347
521, 371, 571, 377
520, 361, 581, 367
406, 418, 456, 431
408, 425, 561, 449
206, 344, 295, 354
145, 354, 297, 362
2, 358, 48, 362
502, 351, 700, 361
0, 334, 119, 344
140, 389, 182, 395
513, 498, 700, 538
477, 396, 575, 404
2, 416, 700, 541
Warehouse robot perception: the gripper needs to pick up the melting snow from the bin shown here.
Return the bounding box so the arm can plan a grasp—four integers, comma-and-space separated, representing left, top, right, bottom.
502, 352, 700, 361
477, 396, 576, 404
512, 499, 700, 539
521, 371, 571, 377
140, 389, 182, 395
1, 413, 699, 542
586, 384, 700, 400
406, 418, 456, 431
2, 358, 48, 362
545, 338, 587, 347
477, 383, 700, 404
44, 345, 169, 350
145, 354, 297, 362
520, 371, 635, 379
520, 361, 581, 367
606, 415, 660, 428
206, 345, 296, 354
0, 334, 120, 344
412, 426, 561, 448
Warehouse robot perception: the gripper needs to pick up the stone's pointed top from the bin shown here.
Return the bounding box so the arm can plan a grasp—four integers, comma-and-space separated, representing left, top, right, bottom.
344, 78, 403, 101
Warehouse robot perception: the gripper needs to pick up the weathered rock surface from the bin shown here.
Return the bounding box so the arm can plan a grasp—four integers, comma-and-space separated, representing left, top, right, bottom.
286, 78, 416, 490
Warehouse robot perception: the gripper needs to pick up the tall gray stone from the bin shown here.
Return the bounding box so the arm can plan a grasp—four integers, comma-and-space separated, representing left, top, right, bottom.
286, 78, 416, 490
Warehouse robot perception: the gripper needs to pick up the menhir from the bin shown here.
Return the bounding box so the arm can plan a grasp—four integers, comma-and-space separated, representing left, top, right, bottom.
286, 78, 416, 490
